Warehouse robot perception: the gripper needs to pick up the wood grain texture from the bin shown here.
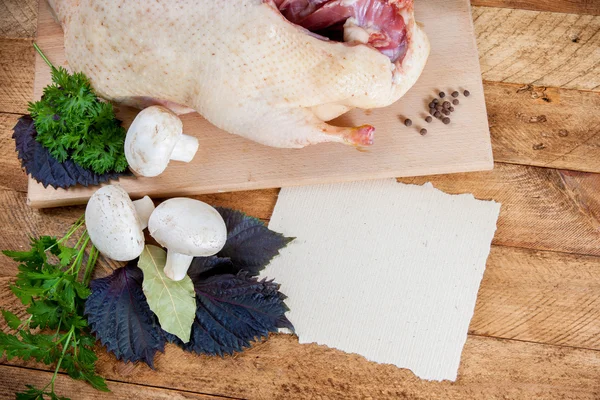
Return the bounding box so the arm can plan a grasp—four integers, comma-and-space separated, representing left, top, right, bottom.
474, 7, 600, 91
400, 163, 600, 256
0, 365, 228, 400
0, 38, 35, 114
0, 113, 27, 192
486, 82, 600, 173
472, 0, 600, 15
2, 326, 600, 399
28, 0, 494, 208
51, 335, 600, 399
471, 245, 600, 350
0, 0, 37, 39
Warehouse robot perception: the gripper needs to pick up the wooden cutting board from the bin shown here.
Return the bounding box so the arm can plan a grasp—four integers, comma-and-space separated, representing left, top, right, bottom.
28, 0, 492, 208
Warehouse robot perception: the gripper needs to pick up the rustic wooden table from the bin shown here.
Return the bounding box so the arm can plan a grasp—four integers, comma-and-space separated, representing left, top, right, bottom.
1, 0, 599, 399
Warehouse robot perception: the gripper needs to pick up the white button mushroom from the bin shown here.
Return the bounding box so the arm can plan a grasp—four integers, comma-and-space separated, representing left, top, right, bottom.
85, 185, 156, 261
124, 106, 199, 177
148, 198, 227, 281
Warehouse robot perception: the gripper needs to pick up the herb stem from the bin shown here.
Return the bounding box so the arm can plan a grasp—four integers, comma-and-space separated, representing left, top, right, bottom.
83, 245, 99, 286
50, 215, 85, 252
19, 315, 33, 331
73, 229, 89, 253
51, 326, 74, 392
33, 42, 54, 69
70, 234, 90, 275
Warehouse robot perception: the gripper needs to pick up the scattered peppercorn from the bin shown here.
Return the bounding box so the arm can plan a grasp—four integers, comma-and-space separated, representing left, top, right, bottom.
429, 102, 436, 108
463, 90, 470, 97
404, 118, 412, 127
452, 99, 459, 105
425, 116, 432, 123
443, 101, 451, 109
420, 128, 427, 135
442, 109, 450, 116
442, 117, 451, 124
434, 111, 442, 118
449, 106, 455, 112
432, 98, 439, 104
451, 91, 459, 98
435, 105, 443, 111
439, 92, 446, 98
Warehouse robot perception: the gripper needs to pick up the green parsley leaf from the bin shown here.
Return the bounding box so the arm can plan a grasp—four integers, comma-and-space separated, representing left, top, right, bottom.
26, 301, 60, 330
27, 44, 128, 175
1, 215, 108, 398
2, 310, 21, 330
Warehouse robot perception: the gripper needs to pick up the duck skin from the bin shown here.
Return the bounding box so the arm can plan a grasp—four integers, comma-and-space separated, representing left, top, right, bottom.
47, 0, 429, 148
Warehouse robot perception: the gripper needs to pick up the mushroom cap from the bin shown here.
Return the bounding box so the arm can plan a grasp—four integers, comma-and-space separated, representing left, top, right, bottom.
148, 198, 227, 257
85, 185, 145, 261
124, 106, 183, 177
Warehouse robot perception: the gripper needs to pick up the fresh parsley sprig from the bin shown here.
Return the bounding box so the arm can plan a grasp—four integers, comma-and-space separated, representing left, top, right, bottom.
28, 43, 128, 175
1, 216, 108, 399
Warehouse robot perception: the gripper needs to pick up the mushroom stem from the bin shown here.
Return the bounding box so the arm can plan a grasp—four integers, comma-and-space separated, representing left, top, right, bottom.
170, 134, 199, 163
133, 196, 155, 230
164, 252, 194, 281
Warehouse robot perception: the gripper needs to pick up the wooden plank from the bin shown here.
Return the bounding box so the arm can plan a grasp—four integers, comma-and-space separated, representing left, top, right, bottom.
471, 0, 600, 16
29, 0, 494, 208
474, 7, 600, 91
3, 273, 600, 400
0, 0, 37, 39
0, 364, 230, 400
2, 330, 600, 399
0, 113, 28, 192
400, 163, 600, 256
471, 245, 600, 350
486, 82, 600, 173
88, 335, 600, 399
0, 38, 35, 114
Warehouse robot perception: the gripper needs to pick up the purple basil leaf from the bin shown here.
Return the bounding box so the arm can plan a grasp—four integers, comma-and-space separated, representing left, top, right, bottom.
187, 256, 236, 281
193, 208, 293, 277
167, 271, 293, 356
12, 115, 132, 189
85, 263, 165, 368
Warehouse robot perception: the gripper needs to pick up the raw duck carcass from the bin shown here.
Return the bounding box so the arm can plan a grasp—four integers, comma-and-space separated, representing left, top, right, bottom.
47, 0, 429, 148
